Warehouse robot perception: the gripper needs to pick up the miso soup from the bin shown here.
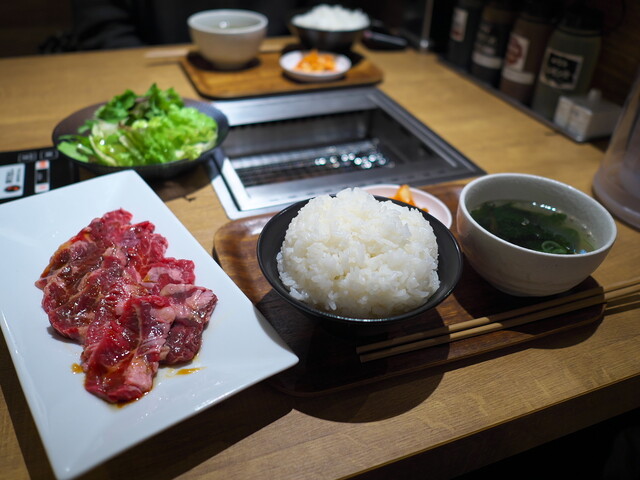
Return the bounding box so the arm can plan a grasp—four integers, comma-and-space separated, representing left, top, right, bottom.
470, 200, 594, 254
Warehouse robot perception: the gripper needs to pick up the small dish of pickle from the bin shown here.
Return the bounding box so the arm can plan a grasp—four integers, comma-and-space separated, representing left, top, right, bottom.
279, 49, 351, 82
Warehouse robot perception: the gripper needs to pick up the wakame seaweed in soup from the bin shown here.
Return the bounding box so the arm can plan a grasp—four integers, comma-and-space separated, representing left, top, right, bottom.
470, 200, 594, 254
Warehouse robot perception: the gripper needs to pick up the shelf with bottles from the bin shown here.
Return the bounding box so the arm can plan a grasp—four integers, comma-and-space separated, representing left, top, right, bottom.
441, 0, 621, 143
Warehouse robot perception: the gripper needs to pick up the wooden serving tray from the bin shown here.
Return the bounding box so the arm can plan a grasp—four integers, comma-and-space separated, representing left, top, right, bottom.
180, 48, 383, 99
213, 184, 604, 396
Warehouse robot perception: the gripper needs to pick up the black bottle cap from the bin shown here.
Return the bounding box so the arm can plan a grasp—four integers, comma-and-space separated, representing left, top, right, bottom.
559, 6, 603, 33
489, 0, 522, 12
520, 0, 559, 22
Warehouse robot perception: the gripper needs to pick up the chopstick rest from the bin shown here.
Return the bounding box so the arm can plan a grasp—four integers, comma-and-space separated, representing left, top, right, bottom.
358, 277, 640, 363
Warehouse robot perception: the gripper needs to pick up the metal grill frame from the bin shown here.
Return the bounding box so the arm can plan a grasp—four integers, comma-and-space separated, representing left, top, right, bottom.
207, 87, 484, 219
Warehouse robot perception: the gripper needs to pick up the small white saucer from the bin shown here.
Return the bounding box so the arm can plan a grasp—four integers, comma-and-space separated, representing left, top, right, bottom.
279, 50, 351, 83
361, 184, 453, 228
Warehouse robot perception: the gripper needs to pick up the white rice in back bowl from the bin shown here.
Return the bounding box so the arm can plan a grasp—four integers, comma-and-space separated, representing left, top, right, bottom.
292, 4, 369, 31
276, 188, 440, 318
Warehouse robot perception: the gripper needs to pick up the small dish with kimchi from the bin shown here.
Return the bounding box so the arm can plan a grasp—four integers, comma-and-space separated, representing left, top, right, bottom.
362, 184, 453, 228
279, 49, 351, 82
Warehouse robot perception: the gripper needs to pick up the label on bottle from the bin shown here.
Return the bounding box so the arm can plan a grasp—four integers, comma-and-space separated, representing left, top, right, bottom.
538, 47, 584, 90
501, 32, 535, 85
449, 7, 469, 42
472, 20, 510, 70
505, 32, 529, 72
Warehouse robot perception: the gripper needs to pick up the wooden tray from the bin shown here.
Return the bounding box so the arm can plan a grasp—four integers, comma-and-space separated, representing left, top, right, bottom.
180, 48, 383, 99
213, 184, 604, 396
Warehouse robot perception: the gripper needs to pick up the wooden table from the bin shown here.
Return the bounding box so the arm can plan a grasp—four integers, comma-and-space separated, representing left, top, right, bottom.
1, 38, 639, 479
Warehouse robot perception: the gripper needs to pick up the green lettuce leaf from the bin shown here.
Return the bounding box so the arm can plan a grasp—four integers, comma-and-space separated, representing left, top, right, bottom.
57, 84, 217, 167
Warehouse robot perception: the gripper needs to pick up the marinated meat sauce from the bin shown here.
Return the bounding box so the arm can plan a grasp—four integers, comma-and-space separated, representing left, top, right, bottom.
35, 209, 217, 403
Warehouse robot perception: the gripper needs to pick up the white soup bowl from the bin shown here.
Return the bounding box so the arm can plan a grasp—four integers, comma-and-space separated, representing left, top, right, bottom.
188, 9, 267, 70
456, 173, 617, 296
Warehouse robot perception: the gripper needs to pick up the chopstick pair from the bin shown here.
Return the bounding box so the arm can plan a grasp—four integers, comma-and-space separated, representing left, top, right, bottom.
358, 277, 640, 363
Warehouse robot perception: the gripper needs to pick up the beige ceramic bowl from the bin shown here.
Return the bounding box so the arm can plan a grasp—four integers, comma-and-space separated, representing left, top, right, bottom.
456, 173, 617, 297
188, 9, 267, 70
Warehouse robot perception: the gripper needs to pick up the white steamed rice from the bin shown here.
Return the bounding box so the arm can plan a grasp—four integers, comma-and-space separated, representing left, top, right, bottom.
276, 187, 440, 318
292, 4, 369, 31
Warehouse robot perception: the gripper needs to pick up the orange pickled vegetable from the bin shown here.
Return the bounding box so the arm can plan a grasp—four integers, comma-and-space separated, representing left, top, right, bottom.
295, 50, 336, 73
391, 184, 429, 212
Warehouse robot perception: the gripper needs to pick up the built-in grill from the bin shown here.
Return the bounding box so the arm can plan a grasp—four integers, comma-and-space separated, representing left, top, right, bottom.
206, 87, 484, 218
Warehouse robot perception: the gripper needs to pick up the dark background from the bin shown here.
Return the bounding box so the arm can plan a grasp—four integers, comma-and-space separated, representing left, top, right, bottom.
1, 0, 638, 105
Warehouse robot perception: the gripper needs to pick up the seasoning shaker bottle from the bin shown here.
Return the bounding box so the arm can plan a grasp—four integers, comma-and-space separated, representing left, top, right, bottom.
446, 0, 487, 71
593, 68, 640, 229
470, 0, 520, 87
530, 5, 603, 120
499, 0, 557, 105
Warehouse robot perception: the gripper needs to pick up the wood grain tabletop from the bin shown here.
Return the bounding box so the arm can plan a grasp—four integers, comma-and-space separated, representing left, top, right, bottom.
1, 38, 638, 480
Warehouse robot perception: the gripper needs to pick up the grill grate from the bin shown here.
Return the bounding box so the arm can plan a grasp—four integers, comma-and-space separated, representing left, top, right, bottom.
208, 88, 485, 219
233, 140, 393, 187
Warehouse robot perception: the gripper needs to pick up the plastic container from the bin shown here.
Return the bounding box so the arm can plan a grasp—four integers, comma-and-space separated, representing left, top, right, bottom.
531, 6, 603, 120
470, 0, 520, 86
499, 0, 557, 104
446, 0, 486, 70
593, 69, 640, 229
554, 89, 622, 142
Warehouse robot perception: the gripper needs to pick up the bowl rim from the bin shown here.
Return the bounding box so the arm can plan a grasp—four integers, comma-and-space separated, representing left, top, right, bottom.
257, 194, 463, 326
51, 97, 229, 179
458, 173, 618, 258
361, 183, 453, 228
289, 21, 369, 34
187, 9, 268, 34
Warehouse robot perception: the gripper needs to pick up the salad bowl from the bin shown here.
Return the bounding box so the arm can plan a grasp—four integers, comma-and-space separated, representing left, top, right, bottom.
52, 97, 229, 180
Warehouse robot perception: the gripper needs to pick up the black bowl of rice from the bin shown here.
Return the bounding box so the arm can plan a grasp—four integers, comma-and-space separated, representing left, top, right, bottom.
257, 187, 463, 333
288, 4, 370, 52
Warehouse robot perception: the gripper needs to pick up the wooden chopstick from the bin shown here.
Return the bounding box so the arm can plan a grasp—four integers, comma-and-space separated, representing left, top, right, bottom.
358, 277, 640, 354
358, 277, 640, 363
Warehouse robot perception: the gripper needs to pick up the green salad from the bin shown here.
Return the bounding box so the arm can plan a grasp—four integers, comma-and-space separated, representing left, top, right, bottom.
57, 84, 218, 167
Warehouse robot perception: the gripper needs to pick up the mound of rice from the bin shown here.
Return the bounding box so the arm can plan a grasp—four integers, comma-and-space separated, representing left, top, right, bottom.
292, 4, 369, 31
276, 187, 440, 318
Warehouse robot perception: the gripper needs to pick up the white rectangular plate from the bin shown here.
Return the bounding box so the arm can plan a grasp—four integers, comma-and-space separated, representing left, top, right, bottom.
0, 170, 298, 479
